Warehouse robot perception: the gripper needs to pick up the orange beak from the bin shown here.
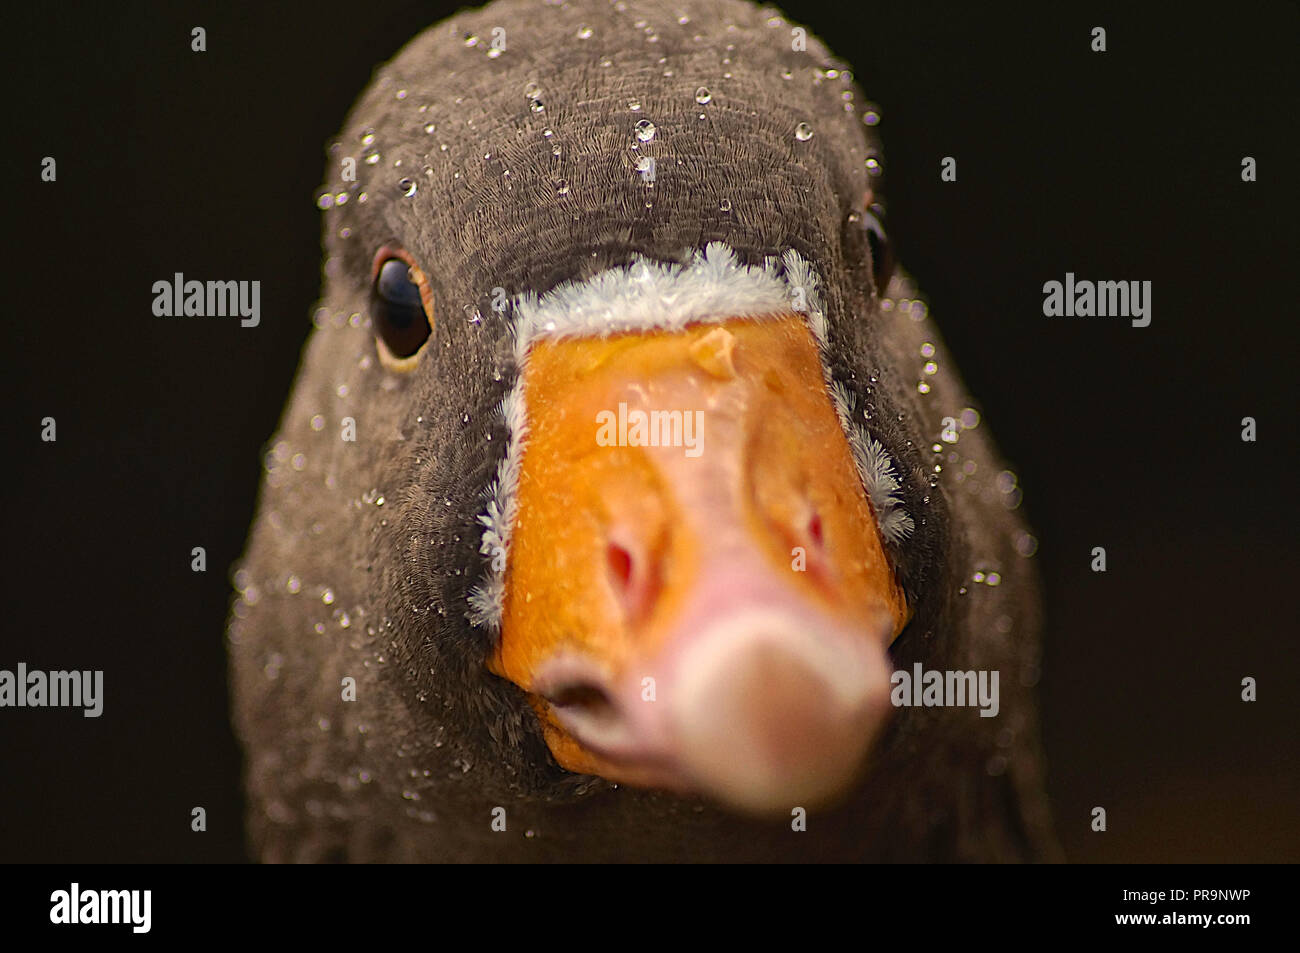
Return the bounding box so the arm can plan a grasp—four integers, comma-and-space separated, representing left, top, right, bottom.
488, 314, 911, 814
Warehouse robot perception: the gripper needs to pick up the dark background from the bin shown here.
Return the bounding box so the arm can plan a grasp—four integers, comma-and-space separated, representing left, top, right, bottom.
4, 0, 1297, 863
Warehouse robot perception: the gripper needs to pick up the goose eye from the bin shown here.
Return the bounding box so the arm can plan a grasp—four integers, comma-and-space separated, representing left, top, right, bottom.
862, 209, 894, 292
371, 255, 432, 359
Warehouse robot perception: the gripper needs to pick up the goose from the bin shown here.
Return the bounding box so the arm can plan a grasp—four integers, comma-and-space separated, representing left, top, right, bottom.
228, 0, 1058, 862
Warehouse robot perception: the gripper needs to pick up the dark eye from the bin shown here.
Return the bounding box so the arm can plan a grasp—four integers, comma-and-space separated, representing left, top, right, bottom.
371, 253, 432, 359
862, 207, 894, 292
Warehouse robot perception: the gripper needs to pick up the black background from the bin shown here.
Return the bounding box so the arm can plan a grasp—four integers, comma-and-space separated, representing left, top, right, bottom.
4, 0, 1297, 863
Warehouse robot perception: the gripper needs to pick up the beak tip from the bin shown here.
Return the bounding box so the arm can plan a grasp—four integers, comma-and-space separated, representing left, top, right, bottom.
665, 608, 892, 813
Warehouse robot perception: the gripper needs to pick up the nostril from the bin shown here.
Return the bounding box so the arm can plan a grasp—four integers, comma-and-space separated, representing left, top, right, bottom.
808, 512, 824, 548
604, 534, 663, 622
607, 542, 634, 590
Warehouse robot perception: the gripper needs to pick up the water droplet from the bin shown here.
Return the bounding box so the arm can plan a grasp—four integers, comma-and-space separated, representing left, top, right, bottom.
530, 99, 545, 113
524, 82, 541, 99
395, 88, 408, 100
719, 197, 732, 213
634, 119, 657, 142
794, 122, 814, 141
487, 48, 502, 59
695, 86, 712, 105
628, 99, 642, 112
315, 192, 334, 210
463, 34, 478, 48
577, 25, 593, 39
866, 156, 882, 175
920, 342, 936, 358
923, 361, 938, 376
424, 122, 436, 134
365, 152, 380, 165
322, 588, 335, 605
361, 130, 375, 146
1014, 532, 1040, 558
555, 178, 570, 196
399, 178, 416, 197
863, 107, 881, 126
972, 571, 986, 583
986, 572, 1002, 587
